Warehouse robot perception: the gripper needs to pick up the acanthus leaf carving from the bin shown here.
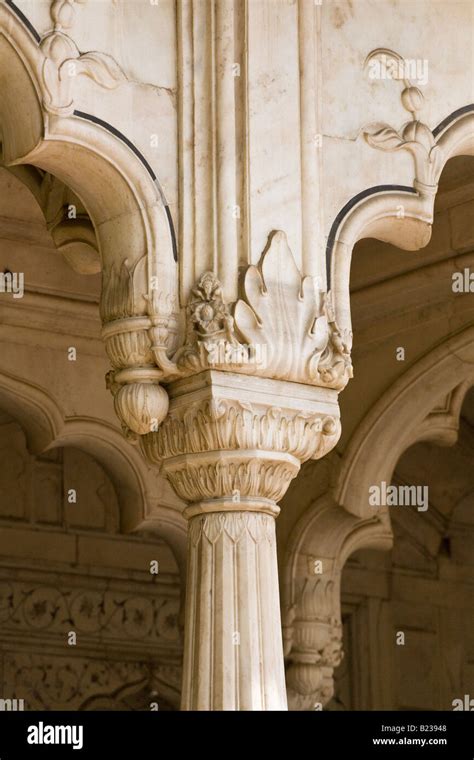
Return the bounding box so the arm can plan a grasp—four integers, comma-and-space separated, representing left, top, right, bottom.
141, 394, 341, 505
68, 51, 127, 90
234, 230, 327, 382
143, 399, 340, 464
189, 512, 275, 547
171, 231, 352, 391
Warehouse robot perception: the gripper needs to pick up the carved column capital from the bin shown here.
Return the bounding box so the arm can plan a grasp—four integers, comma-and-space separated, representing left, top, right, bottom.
140, 371, 341, 515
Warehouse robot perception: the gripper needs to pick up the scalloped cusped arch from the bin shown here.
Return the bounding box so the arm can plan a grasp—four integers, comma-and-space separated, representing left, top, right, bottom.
0, 369, 187, 579
328, 106, 474, 345
0, 1, 177, 315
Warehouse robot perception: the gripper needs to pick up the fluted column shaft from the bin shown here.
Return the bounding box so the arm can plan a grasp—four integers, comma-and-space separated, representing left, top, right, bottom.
182, 509, 287, 710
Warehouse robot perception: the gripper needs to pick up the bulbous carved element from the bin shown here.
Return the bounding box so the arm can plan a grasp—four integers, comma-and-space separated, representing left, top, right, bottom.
284, 574, 344, 710
51, 0, 88, 32
113, 383, 169, 437
286, 665, 339, 710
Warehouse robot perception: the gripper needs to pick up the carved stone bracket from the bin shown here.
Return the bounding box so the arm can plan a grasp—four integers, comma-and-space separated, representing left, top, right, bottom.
283, 495, 392, 710
283, 570, 343, 710
101, 230, 351, 449
101, 255, 179, 442
170, 231, 352, 392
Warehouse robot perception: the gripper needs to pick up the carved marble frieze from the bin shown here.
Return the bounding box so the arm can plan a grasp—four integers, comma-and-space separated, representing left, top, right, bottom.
173, 232, 352, 390
2, 652, 182, 711
0, 575, 180, 651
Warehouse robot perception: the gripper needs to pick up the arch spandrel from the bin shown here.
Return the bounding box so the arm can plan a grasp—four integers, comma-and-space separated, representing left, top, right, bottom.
326, 49, 474, 346
0, 1, 180, 442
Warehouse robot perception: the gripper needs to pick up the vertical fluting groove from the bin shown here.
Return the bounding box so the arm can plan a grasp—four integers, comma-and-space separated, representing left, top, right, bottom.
315, 3, 324, 285
233, 536, 239, 710
181, 520, 198, 709
243, 0, 251, 266
234, 0, 249, 270
191, 0, 214, 281
178, 0, 244, 303
210, 0, 218, 275
210, 532, 215, 708
298, 0, 323, 282
198, 529, 212, 708
183, 513, 287, 710
216, 0, 239, 301
255, 528, 265, 710
177, 0, 195, 304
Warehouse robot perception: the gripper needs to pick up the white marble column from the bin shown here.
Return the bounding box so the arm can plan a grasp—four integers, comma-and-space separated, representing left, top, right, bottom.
181, 507, 287, 710
141, 367, 342, 711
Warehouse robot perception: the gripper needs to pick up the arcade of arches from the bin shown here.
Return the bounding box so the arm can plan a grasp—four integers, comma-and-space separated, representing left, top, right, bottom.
0, 0, 472, 711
